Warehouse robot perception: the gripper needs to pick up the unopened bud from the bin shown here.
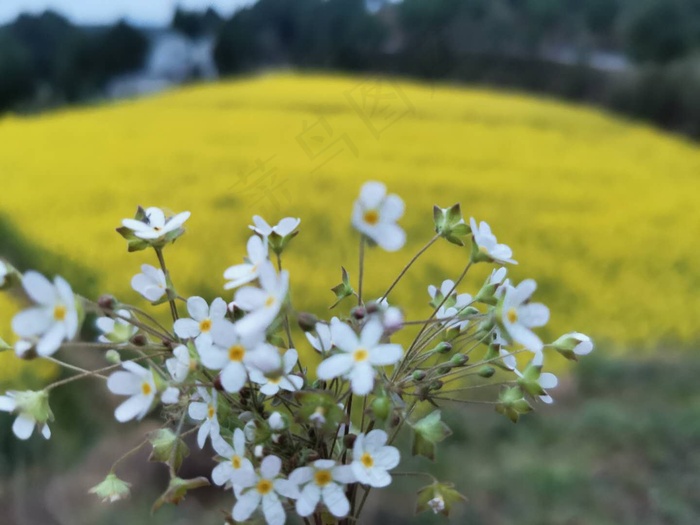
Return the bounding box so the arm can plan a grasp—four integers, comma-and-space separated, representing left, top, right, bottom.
437, 365, 451, 375
130, 334, 147, 346
297, 312, 319, 332
365, 301, 380, 314
351, 306, 366, 320
98, 294, 117, 310
429, 380, 443, 391
343, 434, 357, 449
412, 370, 427, 382
213, 375, 224, 392
105, 349, 121, 364
435, 342, 452, 354
478, 366, 495, 378
450, 354, 469, 367
390, 414, 401, 427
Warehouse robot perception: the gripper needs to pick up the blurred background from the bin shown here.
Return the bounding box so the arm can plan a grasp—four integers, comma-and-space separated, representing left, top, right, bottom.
1, 1, 699, 524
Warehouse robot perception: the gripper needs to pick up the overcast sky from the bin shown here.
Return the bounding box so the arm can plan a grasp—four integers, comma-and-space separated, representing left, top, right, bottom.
0, 0, 258, 26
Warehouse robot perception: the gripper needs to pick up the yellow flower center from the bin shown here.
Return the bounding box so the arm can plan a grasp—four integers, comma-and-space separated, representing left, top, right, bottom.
507, 308, 518, 324
314, 470, 332, 487
354, 348, 369, 362
53, 305, 67, 321
360, 452, 374, 468
479, 245, 490, 256
265, 295, 275, 308
232, 455, 242, 469
268, 377, 281, 385
199, 319, 212, 332
257, 479, 273, 495
141, 382, 152, 396
229, 345, 245, 362
207, 405, 215, 419
363, 209, 380, 225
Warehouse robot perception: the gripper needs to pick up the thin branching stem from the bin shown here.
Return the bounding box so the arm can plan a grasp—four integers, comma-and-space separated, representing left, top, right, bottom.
380, 234, 440, 302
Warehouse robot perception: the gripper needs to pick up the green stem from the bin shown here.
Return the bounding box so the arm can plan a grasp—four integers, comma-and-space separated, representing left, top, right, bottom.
380, 234, 439, 302
357, 235, 366, 306
154, 247, 179, 323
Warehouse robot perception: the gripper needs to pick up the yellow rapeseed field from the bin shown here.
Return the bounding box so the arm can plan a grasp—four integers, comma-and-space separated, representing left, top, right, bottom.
1, 73, 699, 384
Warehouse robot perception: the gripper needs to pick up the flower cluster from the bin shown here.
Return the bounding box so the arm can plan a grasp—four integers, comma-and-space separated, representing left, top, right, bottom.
0, 186, 593, 523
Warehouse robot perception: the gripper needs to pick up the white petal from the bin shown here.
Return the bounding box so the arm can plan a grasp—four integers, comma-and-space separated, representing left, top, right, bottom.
274, 478, 300, 499
41, 423, 51, 439
296, 484, 321, 517
13, 414, 36, 440
0, 395, 17, 412
349, 362, 375, 395
330, 322, 359, 353
174, 318, 201, 339
508, 324, 544, 353
363, 429, 388, 450
290, 466, 314, 485
372, 223, 406, 252
212, 434, 235, 458
197, 421, 210, 449
322, 483, 350, 517
260, 455, 281, 479
251, 215, 272, 235
283, 349, 298, 373
144, 207, 166, 228
372, 446, 400, 469
539, 372, 558, 389
233, 428, 246, 454
161, 387, 179, 404
96, 317, 115, 335
198, 344, 228, 370
188, 401, 208, 421
332, 465, 356, 484
37, 323, 66, 356
114, 395, 149, 422
511, 279, 537, 305
12, 308, 52, 338
274, 217, 301, 236
22, 272, 56, 305
519, 303, 550, 328
317, 354, 354, 380
233, 491, 261, 522
368, 344, 403, 366
262, 493, 285, 525
165, 210, 190, 231
212, 462, 234, 486
107, 371, 141, 396
220, 362, 247, 393
360, 319, 384, 348
235, 287, 268, 311
187, 297, 209, 321
359, 181, 386, 209
121, 361, 149, 377
380, 194, 404, 222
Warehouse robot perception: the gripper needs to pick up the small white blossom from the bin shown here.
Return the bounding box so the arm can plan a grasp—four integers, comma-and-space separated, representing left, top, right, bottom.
166, 345, 191, 383
291, 459, 356, 518
500, 279, 550, 353
305, 319, 336, 353
188, 386, 221, 448
351, 430, 400, 488
224, 236, 269, 290
249, 348, 303, 396
121, 206, 190, 241
0, 390, 52, 440
12, 272, 78, 357
249, 216, 301, 238
317, 319, 403, 395
212, 428, 254, 486
352, 181, 405, 252
131, 264, 167, 302
234, 261, 289, 336
233, 455, 300, 525
429, 280, 472, 330
428, 495, 445, 514
470, 218, 517, 265
267, 412, 286, 443
196, 320, 265, 393
96, 309, 137, 344
514, 352, 558, 404
555, 332, 594, 356
173, 296, 227, 342
107, 362, 157, 422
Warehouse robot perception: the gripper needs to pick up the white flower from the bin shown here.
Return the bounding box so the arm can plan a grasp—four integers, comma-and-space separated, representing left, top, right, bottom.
196, 320, 265, 393
305, 319, 336, 353
291, 459, 356, 518
351, 430, 400, 487
428, 495, 445, 514
174, 296, 227, 342
0, 261, 8, 287
352, 181, 405, 252
373, 299, 404, 334
224, 236, 269, 290
188, 386, 221, 448
121, 206, 190, 241
11, 272, 78, 357
233, 455, 300, 525
249, 349, 303, 396
131, 264, 167, 302
317, 319, 403, 395
514, 352, 558, 404
212, 428, 254, 487
250, 216, 301, 238
0, 390, 52, 440
166, 345, 191, 383
489, 267, 508, 286
267, 412, 287, 443
500, 279, 550, 353
470, 218, 517, 265
234, 261, 289, 336
553, 332, 594, 356
96, 309, 137, 344
107, 362, 157, 422
429, 280, 472, 330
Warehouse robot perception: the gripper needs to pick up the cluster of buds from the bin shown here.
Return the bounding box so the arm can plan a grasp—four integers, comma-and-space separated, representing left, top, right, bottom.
0, 182, 592, 523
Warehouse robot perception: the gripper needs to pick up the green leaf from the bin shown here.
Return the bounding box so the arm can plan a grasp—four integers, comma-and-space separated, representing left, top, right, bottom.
411, 410, 452, 460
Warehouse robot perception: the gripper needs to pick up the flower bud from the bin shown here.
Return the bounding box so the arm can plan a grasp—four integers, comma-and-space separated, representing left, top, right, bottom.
412, 370, 427, 382
105, 349, 121, 364
429, 380, 443, 391
351, 306, 366, 320
97, 294, 117, 310
213, 375, 224, 392
390, 414, 401, 427
297, 312, 319, 332
551, 332, 593, 361
478, 366, 495, 378
343, 433, 357, 449
130, 334, 147, 346
370, 396, 391, 421
365, 301, 380, 314
450, 354, 469, 367
434, 342, 452, 354
436, 365, 451, 375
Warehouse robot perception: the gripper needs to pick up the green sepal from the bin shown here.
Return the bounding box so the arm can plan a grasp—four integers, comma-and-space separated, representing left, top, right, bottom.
517, 363, 546, 397
0, 336, 11, 352
416, 481, 468, 516
496, 386, 533, 423
148, 429, 190, 472
434, 204, 470, 246
152, 476, 210, 513
330, 267, 354, 309
411, 410, 452, 461
268, 230, 299, 256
